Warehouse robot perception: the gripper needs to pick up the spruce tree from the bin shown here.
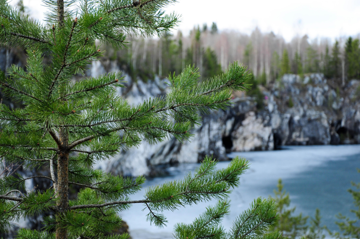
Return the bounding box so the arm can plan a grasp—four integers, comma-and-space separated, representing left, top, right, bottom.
323, 45, 331, 79
280, 49, 290, 77
268, 179, 308, 238
330, 169, 360, 239
293, 52, 303, 77
330, 41, 341, 82
0, 0, 278, 238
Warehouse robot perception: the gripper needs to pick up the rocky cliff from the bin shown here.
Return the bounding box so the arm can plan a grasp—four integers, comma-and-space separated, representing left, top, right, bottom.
1, 50, 359, 179
86, 60, 360, 177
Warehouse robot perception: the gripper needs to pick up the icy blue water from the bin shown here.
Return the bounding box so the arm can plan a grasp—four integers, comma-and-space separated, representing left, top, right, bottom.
120, 145, 360, 239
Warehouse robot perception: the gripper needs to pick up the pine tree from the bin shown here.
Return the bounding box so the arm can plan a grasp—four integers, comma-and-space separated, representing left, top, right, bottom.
268, 179, 308, 238
202, 47, 222, 79
210, 22, 218, 34
345, 38, 360, 80
271, 51, 280, 81
243, 42, 252, 69
293, 52, 303, 77
330, 41, 341, 82
330, 169, 360, 239
280, 49, 290, 77
0, 0, 277, 238
323, 45, 331, 79
305, 46, 319, 73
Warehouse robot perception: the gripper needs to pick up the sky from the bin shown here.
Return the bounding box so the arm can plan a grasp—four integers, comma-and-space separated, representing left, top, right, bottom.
7, 0, 360, 42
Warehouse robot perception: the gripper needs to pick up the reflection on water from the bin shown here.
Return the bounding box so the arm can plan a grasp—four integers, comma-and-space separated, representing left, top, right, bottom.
121, 145, 360, 239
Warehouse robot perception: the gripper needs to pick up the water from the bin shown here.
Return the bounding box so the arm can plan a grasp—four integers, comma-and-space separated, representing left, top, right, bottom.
120, 145, 360, 239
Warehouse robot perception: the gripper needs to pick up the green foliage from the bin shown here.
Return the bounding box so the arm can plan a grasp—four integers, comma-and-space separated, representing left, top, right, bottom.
271, 51, 280, 81
305, 47, 320, 73
268, 179, 308, 238
293, 52, 303, 77
280, 49, 290, 77
288, 97, 294, 108
229, 198, 278, 238
257, 71, 267, 86
323, 46, 332, 79
303, 209, 327, 239
345, 37, 360, 80
268, 179, 328, 239
202, 47, 222, 79
211, 22, 218, 34
246, 74, 264, 110
244, 42, 253, 68
174, 200, 230, 239
330, 41, 341, 80
0, 1, 276, 238
174, 197, 277, 239
329, 168, 360, 239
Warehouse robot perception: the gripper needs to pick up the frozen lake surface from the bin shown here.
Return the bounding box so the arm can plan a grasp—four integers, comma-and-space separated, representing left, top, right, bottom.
120, 145, 360, 239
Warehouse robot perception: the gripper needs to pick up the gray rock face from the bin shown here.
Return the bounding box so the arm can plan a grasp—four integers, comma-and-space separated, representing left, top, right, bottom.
1, 49, 360, 177
92, 63, 360, 177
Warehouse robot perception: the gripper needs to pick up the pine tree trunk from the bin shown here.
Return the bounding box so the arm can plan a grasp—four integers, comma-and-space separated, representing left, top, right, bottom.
56, 128, 69, 239
56, 1, 68, 238
57, 0, 64, 28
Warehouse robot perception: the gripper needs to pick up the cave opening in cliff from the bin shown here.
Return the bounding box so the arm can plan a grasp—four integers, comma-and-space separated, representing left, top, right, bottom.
222, 136, 233, 153
337, 127, 354, 143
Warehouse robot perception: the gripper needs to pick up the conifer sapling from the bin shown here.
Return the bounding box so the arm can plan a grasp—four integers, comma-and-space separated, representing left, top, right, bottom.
0, 0, 278, 238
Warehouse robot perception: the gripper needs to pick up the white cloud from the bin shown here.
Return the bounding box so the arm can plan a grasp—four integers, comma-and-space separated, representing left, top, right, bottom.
8, 0, 360, 42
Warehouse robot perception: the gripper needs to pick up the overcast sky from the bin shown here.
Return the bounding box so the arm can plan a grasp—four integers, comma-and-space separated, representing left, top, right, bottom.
8, 0, 360, 42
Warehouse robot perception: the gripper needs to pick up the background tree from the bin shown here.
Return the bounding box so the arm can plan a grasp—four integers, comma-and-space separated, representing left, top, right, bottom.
243, 42, 252, 69
268, 179, 308, 238
280, 49, 290, 77
267, 179, 328, 239
293, 52, 303, 77
0, 0, 277, 238
210, 22, 218, 34
323, 45, 332, 79
305, 46, 319, 73
202, 47, 222, 79
330, 41, 341, 83
330, 169, 360, 239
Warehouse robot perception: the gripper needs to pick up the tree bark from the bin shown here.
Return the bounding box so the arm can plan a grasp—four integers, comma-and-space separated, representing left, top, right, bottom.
57, 0, 64, 28
56, 128, 69, 239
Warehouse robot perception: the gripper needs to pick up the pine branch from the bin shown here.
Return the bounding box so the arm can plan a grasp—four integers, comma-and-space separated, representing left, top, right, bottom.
5, 189, 24, 197
48, 129, 62, 148
0, 82, 44, 103
0, 117, 34, 122
58, 79, 119, 100
9, 32, 50, 45
28, 73, 39, 83
70, 149, 117, 154
12, 71, 33, 82
0, 195, 23, 202
0, 144, 58, 152
63, 18, 78, 66
68, 124, 182, 150
145, 202, 164, 224
137, 8, 152, 26
10, 176, 54, 187
69, 189, 226, 210
202, 79, 236, 96
88, 17, 103, 29
48, 18, 80, 98
107, 0, 158, 14
185, 162, 213, 192
64, 50, 100, 68
154, 98, 231, 114
15, 155, 50, 162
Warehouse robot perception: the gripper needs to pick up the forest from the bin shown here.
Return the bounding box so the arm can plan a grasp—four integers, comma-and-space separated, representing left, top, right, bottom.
100, 22, 360, 89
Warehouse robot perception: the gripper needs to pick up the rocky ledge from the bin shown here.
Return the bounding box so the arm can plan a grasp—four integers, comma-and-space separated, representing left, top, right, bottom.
85, 60, 360, 177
